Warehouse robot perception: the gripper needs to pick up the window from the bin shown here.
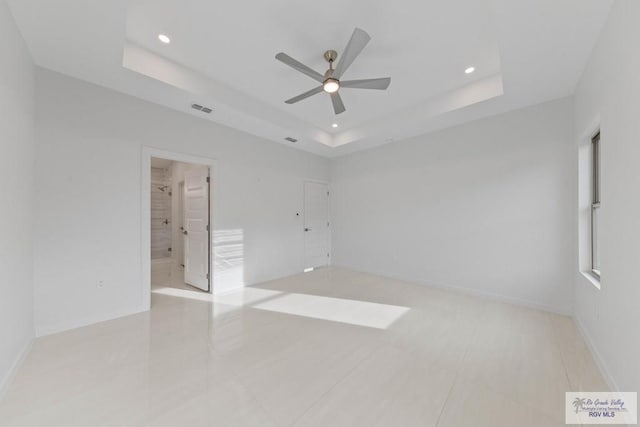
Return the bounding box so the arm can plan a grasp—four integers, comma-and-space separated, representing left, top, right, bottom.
591, 132, 601, 277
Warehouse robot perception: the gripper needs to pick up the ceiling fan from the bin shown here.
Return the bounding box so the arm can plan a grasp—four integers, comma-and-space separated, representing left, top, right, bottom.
275, 28, 391, 115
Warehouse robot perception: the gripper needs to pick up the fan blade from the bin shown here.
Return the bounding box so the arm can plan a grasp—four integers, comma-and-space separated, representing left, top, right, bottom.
341, 77, 391, 90
333, 28, 371, 79
275, 53, 324, 82
330, 92, 346, 115
285, 86, 324, 104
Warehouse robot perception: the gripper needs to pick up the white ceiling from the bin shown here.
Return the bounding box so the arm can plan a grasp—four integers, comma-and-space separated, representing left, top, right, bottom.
127, 0, 502, 132
7, 0, 612, 157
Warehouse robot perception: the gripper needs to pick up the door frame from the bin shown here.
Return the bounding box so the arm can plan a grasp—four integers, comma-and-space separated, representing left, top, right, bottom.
141, 146, 216, 310
303, 179, 331, 269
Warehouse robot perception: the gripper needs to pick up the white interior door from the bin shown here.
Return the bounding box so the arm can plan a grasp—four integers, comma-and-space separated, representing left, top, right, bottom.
184, 167, 210, 291
304, 181, 329, 269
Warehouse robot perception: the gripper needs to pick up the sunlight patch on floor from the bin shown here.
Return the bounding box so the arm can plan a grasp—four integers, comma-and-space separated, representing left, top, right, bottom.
152, 286, 214, 302
152, 284, 408, 329
252, 293, 410, 329
213, 287, 283, 306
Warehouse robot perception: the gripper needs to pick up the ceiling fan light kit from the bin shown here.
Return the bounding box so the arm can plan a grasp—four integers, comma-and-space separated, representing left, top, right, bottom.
276, 28, 391, 115
323, 78, 340, 93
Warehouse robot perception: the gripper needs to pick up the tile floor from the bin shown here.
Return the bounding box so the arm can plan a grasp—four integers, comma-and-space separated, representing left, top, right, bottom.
0, 267, 608, 426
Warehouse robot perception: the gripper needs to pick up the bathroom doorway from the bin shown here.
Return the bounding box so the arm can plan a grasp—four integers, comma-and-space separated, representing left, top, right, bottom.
142, 148, 215, 310
150, 157, 211, 293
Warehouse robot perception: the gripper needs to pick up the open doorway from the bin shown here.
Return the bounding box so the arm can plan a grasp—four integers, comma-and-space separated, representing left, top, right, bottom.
150, 157, 211, 295
142, 148, 215, 310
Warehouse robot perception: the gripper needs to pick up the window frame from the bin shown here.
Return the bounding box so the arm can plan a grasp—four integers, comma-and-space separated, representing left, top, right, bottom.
591, 131, 601, 278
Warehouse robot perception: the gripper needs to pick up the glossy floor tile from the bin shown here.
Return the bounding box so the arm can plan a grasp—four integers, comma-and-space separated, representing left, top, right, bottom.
0, 267, 607, 426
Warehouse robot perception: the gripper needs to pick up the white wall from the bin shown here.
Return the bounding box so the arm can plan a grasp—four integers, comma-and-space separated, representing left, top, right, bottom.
34, 69, 329, 336
330, 98, 576, 314
573, 0, 640, 393
0, 1, 35, 393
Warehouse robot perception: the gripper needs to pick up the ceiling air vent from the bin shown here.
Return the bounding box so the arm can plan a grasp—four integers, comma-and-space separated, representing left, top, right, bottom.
191, 104, 212, 114
284, 137, 298, 143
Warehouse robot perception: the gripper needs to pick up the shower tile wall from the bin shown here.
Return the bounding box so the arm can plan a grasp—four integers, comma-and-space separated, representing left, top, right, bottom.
151, 167, 172, 259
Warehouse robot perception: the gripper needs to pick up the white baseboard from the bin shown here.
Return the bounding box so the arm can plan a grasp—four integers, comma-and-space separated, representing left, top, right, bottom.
417, 276, 573, 316
0, 339, 33, 402
330, 265, 573, 316
574, 315, 619, 392
36, 305, 147, 337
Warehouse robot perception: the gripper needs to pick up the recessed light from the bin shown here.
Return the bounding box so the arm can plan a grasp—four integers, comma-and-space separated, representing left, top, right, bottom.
332, 123, 338, 128
158, 34, 171, 44
465, 66, 475, 74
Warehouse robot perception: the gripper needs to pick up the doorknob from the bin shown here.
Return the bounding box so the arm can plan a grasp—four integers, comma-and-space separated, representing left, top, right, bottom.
305, 228, 311, 232
183, 230, 188, 235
